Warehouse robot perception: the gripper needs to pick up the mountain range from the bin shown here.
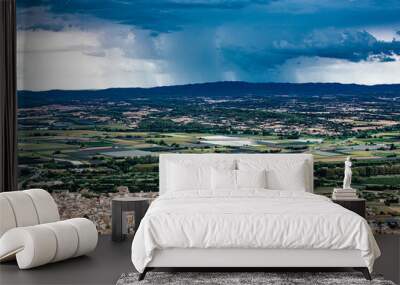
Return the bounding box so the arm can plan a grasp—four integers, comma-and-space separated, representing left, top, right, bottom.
18, 81, 400, 107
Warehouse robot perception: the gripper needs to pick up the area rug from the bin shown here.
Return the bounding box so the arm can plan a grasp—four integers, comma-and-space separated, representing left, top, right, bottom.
116, 272, 396, 285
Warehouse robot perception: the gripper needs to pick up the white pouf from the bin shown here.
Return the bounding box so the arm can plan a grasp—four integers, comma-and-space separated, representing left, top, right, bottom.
0, 189, 98, 269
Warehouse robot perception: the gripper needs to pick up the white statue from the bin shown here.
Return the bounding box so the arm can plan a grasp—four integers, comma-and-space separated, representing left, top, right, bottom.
343, 156, 352, 189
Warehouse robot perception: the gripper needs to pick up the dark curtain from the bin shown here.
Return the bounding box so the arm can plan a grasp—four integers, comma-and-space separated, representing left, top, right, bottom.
0, 0, 17, 192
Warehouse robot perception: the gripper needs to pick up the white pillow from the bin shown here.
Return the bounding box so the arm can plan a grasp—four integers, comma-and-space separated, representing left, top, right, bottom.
267, 164, 307, 191
211, 168, 237, 191
166, 160, 237, 192
167, 162, 211, 191
238, 159, 308, 191
236, 169, 267, 189
211, 168, 268, 191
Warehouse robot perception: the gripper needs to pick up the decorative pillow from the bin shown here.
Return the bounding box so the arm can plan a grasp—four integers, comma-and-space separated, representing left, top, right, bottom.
167, 162, 211, 191
166, 160, 237, 192
211, 168, 237, 191
266, 163, 307, 191
238, 159, 308, 191
236, 169, 267, 189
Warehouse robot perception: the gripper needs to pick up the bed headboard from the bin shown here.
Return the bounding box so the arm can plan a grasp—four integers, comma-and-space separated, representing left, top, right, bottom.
159, 153, 314, 195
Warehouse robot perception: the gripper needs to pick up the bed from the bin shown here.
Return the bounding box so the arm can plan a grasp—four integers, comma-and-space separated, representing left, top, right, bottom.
131, 154, 380, 280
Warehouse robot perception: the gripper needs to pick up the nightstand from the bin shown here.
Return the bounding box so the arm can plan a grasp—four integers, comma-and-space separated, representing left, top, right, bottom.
111, 197, 152, 242
332, 198, 366, 218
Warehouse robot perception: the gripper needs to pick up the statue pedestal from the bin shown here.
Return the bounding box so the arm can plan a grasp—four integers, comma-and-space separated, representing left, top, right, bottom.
332, 188, 358, 200
334, 188, 356, 192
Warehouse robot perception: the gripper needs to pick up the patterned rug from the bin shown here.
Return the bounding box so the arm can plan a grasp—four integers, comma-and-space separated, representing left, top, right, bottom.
116, 271, 396, 285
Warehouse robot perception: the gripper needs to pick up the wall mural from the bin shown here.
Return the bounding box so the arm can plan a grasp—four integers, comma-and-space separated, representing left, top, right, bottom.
17, 1, 400, 234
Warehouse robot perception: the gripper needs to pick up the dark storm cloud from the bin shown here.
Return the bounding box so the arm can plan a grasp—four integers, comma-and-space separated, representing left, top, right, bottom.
17, 0, 274, 32
16, 0, 400, 85
223, 29, 400, 69
16, 0, 400, 32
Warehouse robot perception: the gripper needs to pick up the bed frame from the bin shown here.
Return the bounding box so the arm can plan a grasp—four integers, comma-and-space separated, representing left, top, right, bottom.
138, 154, 372, 281
139, 248, 370, 280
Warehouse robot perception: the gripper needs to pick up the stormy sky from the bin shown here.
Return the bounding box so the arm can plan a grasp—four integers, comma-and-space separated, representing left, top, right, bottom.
17, 0, 400, 90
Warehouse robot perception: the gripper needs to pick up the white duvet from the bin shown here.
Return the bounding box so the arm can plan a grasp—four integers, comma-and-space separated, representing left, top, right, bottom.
131, 190, 380, 273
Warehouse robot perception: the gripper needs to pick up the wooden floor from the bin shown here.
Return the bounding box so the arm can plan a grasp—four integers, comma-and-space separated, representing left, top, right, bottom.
0, 234, 399, 285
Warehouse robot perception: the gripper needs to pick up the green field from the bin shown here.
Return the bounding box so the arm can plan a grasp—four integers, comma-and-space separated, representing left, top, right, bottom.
18, 125, 400, 234
363, 175, 400, 186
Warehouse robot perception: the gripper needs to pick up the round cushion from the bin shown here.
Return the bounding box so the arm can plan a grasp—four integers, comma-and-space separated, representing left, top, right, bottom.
24, 189, 60, 224
0, 192, 39, 227
0, 196, 17, 237
0, 226, 57, 269
0, 218, 98, 269
66, 218, 98, 257
42, 220, 79, 262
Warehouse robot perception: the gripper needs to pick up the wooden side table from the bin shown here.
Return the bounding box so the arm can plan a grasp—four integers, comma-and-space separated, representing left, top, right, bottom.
332, 198, 366, 218
112, 197, 152, 242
